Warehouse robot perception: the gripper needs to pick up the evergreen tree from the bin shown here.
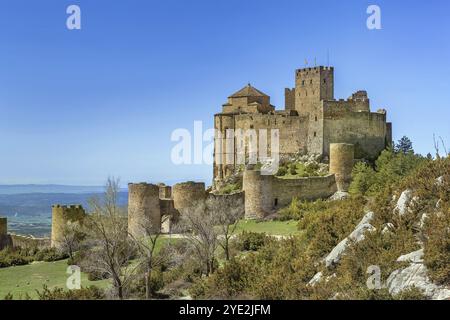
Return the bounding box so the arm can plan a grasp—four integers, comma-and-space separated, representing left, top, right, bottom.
394, 136, 413, 154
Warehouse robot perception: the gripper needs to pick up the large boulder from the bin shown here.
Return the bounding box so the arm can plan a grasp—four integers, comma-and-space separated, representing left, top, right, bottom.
329, 191, 350, 201
386, 249, 450, 300
394, 189, 413, 216
324, 211, 375, 268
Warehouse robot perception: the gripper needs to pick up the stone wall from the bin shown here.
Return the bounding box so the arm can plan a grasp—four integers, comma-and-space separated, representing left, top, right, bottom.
272, 174, 337, 208
172, 182, 206, 215
206, 191, 245, 219
214, 112, 309, 181
242, 169, 337, 219
11, 234, 50, 250
323, 105, 387, 159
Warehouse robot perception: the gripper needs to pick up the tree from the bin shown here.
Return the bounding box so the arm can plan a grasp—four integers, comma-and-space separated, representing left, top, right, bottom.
209, 196, 244, 261
83, 177, 137, 300
129, 215, 169, 299
178, 202, 219, 276
394, 136, 413, 154
60, 221, 84, 260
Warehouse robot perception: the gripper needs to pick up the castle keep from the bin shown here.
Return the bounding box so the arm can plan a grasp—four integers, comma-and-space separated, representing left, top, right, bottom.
214, 66, 392, 182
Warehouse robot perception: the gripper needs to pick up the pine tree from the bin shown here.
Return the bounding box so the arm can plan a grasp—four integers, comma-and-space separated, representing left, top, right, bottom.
394, 136, 413, 154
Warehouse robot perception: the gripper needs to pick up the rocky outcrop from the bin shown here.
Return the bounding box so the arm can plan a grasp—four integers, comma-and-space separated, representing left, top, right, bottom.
394, 189, 413, 216
308, 272, 323, 286
386, 249, 450, 300
324, 211, 375, 268
329, 191, 350, 201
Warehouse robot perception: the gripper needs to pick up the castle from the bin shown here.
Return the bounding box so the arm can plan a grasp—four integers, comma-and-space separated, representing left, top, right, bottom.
0, 65, 393, 248
214, 66, 392, 181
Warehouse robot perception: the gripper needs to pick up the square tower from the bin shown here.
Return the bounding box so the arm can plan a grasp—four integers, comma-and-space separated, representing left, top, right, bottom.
294, 66, 334, 116
293, 66, 334, 155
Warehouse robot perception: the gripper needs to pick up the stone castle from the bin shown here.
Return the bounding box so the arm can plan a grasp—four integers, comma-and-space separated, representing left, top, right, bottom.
0, 65, 393, 249
214, 66, 392, 181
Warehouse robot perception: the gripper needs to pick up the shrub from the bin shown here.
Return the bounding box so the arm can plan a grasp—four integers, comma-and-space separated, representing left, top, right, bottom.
349, 149, 425, 197
0, 249, 32, 268
276, 166, 287, 176
219, 183, 241, 194
278, 198, 329, 221
36, 285, 105, 300
393, 287, 428, 300
235, 232, 270, 251
288, 163, 297, 175
34, 248, 68, 262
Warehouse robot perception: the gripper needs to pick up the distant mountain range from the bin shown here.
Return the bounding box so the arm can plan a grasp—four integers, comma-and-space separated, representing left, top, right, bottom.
0, 192, 128, 217
0, 184, 128, 195
0, 185, 128, 237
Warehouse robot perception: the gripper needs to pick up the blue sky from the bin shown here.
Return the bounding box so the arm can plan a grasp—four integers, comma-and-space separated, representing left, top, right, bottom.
0, 0, 449, 186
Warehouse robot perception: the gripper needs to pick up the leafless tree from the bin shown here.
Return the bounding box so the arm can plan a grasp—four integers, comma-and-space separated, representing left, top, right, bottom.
84, 177, 138, 300
129, 215, 169, 299
59, 221, 84, 260
208, 195, 244, 261
178, 202, 219, 276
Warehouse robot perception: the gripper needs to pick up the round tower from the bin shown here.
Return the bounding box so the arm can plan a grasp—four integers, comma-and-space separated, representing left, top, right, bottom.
243, 169, 273, 219
51, 205, 86, 248
329, 143, 355, 192
158, 184, 172, 199
172, 182, 206, 215
128, 183, 161, 238
0, 217, 6, 236
0, 217, 12, 250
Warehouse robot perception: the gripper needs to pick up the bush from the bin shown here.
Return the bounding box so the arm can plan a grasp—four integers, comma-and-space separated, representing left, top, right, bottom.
393, 287, 428, 300
349, 149, 425, 197
36, 285, 105, 300
235, 232, 270, 251
0, 249, 32, 268
87, 270, 110, 281
34, 248, 68, 262
219, 183, 241, 194
278, 198, 329, 221
288, 163, 297, 175
0, 247, 68, 268
276, 166, 287, 176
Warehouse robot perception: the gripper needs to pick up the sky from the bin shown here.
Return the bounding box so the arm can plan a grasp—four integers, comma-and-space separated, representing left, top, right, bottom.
0, 0, 449, 186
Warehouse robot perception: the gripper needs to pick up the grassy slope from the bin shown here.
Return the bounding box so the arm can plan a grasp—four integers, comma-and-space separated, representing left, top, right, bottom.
0, 237, 179, 299
0, 223, 295, 299
235, 219, 299, 236
0, 259, 110, 299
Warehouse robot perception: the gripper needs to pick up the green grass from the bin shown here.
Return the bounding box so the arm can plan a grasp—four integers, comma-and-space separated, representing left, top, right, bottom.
234, 219, 299, 236
0, 259, 110, 299
0, 237, 181, 300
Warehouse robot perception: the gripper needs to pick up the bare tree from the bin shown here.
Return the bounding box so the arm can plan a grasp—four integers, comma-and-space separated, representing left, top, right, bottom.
59, 221, 84, 260
209, 195, 244, 261
129, 215, 169, 299
84, 177, 138, 300
178, 202, 219, 276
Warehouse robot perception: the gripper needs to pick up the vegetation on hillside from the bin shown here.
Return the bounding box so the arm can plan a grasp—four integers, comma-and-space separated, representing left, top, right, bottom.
187, 138, 449, 300
2, 137, 448, 300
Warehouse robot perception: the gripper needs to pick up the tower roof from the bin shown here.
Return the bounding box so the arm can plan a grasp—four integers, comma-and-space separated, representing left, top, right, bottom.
229, 84, 268, 98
